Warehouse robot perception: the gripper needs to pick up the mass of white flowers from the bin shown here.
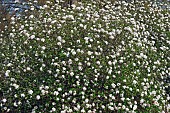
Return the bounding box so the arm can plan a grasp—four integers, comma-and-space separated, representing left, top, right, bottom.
0, 0, 170, 112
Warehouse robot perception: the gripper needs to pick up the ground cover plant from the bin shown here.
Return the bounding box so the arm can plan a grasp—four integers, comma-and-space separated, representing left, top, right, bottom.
0, 0, 170, 112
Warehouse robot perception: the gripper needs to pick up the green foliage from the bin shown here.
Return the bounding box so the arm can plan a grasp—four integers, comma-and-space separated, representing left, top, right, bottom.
0, 0, 170, 112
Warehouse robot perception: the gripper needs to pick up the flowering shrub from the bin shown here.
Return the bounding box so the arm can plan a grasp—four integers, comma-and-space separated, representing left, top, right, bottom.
0, 0, 170, 112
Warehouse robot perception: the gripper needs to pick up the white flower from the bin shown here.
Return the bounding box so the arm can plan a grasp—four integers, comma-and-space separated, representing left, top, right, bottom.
101, 105, 105, 109
108, 106, 114, 110
27, 67, 31, 71
30, 35, 35, 39
133, 80, 137, 84
119, 59, 123, 63
151, 91, 156, 95
13, 83, 19, 89
83, 87, 87, 91
124, 26, 133, 34
87, 62, 91, 66
54, 91, 59, 96
30, 7, 34, 11
41, 90, 45, 95
133, 105, 137, 110
5, 70, 10, 77
18, 101, 21, 105
87, 51, 92, 56
58, 88, 62, 91
14, 102, 18, 107
123, 79, 126, 82
61, 110, 66, 113
96, 61, 100, 65
41, 38, 45, 42
41, 46, 46, 50
11, 17, 15, 21
72, 51, 76, 55
29, 15, 34, 19
36, 95, 40, 100
85, 98, 89, 103
70, 72, 74, 76
43, 4, 48, 8
57, 36, 62, 41
29, 27, 33, 31
2, 98, 7, 103
81, 108, 85, 113
140, 99, 144, 103
154, 101, 159, 106
45, 86, 49, 90
79, 24, 84, 27
28, 90, 33, 95
108, 61, 112, 65
109, 35, 114, 39
21, 93, 25, 97
125, 108, 129, 111
111, 83, 116, 88
52, 107, 56, 112
121, 97, 125, 101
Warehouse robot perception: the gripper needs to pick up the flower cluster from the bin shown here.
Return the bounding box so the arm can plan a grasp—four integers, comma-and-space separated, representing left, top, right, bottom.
0, 0, 170, 112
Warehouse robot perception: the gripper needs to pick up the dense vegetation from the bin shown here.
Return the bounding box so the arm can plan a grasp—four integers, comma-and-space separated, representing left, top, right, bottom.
0, 0, 170, 112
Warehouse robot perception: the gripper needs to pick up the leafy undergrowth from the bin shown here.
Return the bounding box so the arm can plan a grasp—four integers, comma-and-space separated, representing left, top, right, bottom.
0, 0, 170, 113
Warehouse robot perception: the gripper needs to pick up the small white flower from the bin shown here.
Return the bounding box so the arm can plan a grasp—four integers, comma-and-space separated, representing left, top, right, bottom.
29, 27, 33, 31
140, 99, 144, 103
28, 90, 33, 95
14, 102, 18, 107
133, 105, 137, 110
70, 72, 74, 76
85, 98, 89, 103
151, 91, 156, 95
13, 83, 19, 89
121, 97, 125, 101
41, 90, 45, 95
21, 93, 25, 97
109, 35, 114, 39
58, 88, 62, 91
87, 51, 92, 56
111, 83, 116, 88
83, 87, 87, 91
52, 107, 56, 112
41, 38, 45, 42
96, 61, 100, 65
72, 51, 76, 55
27, 67, 31, 71
2, 98, 7, 103
30, 7, 34, 11
36, 95, 40, 100
108, 106, 114, 110
18, 101, 21, 105
61, 110, 66, 113
42, 46, 46, 50
5, 70, 10, 77
54, 91, 59, 96
108, 61, 112, 65
119, 59, 123, 63
43, 4, 48, 8
101, 105, 105, 109
133, 80, 137, 84
123, 79, 126, 82
57, 36, 62, 41
81, 108, 85, 112
29, 15, 34, 19
30, 35, 35, 39
7, 63, 12, 67
79, 24, 84, 27
87, 62, 91, 66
